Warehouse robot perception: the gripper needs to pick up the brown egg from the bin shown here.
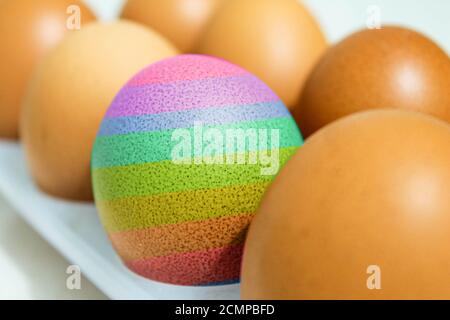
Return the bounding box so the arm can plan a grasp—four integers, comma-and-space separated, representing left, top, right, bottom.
0, 0, 96, 139
295, 26, 450, 138
196, 0, 327, 108
241, 110, 450, 299
21, 21, 178, 201
121, 0, 224, 52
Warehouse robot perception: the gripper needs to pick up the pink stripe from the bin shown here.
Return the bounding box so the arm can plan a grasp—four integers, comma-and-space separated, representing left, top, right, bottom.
127, 55, 248, 87
126, 244, 243, 286
106, 75, 278, 118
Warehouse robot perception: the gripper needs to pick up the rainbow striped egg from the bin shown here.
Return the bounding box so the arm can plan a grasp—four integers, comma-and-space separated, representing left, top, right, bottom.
92, 54, 303, 286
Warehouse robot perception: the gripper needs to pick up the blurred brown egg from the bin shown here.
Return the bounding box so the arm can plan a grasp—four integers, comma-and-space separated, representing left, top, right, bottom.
21, 21, 178, 201
0, 0, 96, 139
196, 0, 327, 108
241, 110, 450, 299
295, 26, 450, 138
121, 0, 224, 52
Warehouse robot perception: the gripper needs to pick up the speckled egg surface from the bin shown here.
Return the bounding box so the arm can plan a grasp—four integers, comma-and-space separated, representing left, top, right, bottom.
92, 54, 303, 286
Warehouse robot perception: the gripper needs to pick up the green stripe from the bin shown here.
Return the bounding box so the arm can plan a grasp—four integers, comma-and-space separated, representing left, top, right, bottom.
92, 146, 299, 201
97, 182, 270, 232
92, 117, 302, 168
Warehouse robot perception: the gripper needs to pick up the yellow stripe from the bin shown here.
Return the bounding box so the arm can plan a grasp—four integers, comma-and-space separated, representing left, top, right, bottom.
92, 146, 298, 201
97, 182, 270, 232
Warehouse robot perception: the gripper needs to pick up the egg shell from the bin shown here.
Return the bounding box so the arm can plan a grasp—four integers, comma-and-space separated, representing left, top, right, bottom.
92, 54, 303, 286
21, 21, 178, 201
242, 109, 450, 299
295, 26, 450, 138
0, 0, 96, 139
196, 0, 327, 109
122, 0, 224, 52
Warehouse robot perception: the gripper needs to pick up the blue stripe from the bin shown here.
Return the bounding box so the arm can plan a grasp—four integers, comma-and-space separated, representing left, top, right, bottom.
98, 101, 290, 137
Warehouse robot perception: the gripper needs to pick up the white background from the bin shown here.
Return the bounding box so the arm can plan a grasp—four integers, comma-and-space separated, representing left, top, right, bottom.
0, 0, 448, 299
84, 0, 450, 53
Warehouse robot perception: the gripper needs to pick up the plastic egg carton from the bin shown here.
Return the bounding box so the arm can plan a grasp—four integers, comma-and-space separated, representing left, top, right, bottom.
0, 141, 239, 299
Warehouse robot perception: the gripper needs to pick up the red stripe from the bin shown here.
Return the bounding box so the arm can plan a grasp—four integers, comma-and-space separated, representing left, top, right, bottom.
126, 244, 244, 286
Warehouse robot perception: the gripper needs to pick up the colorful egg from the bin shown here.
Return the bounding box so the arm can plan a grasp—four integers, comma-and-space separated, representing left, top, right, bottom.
92, 54, 303, 286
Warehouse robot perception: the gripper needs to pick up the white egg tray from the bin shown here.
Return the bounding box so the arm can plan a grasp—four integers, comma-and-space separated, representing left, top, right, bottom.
0, 141, 240, 300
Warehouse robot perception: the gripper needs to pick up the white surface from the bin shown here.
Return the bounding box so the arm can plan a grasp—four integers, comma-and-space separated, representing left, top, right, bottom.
0, 195, 106, 299
0, 141, 240, 300
303, 0, 450, 53
84, 0, 125, 21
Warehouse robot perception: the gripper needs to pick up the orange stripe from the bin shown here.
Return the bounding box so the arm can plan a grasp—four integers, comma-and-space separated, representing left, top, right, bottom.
110, 214, 253, 261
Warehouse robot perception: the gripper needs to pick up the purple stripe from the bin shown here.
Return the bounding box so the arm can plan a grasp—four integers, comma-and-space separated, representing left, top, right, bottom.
105, 75, 279, 118
98, 101, 288, 136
